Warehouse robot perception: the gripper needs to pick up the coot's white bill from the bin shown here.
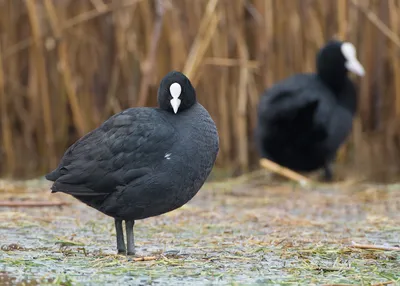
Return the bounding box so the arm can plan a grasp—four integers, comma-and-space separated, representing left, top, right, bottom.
341, 42, 365, 77
170, 98, 181, 114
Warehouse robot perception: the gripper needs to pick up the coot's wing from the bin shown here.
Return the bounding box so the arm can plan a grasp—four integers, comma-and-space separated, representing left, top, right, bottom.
258, 74, 328, 140
258, 74, 320, 123
46, 108, 176, 196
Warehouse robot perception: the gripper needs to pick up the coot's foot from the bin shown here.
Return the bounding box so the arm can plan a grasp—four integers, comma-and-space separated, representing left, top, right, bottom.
115, 219, 126, 254
126, 220, 135, 256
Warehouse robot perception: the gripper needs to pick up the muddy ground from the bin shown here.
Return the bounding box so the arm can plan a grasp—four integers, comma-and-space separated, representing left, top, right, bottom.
0, 174, 399, 285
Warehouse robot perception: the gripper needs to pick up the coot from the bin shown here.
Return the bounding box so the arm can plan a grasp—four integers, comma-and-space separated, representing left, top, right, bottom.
46, 71, 219, 255
255, 40, 365, 181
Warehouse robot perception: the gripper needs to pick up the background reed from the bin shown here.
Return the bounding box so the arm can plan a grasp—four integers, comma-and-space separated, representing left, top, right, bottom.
0, 0, 399, 181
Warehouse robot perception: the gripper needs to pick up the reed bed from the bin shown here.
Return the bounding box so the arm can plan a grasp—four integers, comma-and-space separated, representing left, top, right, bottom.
0, 0, 399, 180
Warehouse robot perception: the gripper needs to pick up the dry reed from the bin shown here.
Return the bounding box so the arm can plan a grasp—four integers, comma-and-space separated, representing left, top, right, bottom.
0, 0, 399, 180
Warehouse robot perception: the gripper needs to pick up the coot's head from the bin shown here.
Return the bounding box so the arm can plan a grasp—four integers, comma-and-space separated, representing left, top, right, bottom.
157, 71, 197, 114
316, 40, 365, 90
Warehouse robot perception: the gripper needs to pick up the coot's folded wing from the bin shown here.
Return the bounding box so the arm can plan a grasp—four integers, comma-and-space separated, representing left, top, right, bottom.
46, 108, 176, 195
258, 74, 321, 124
257, 74, 330, 145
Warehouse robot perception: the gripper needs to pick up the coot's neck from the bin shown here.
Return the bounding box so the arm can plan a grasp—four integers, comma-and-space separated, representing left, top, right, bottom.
317, 66, 357, 112
317, 65, 349, 94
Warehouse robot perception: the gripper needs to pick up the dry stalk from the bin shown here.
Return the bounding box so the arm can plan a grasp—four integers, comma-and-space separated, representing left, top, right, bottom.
0, 49, 16, 175
350, 241, 400, 252
132, 256, 158, 262
26, 0, 56, 168
350, 0, 400, 48
137, 0, 165, 107
0, 1, 400, 178
0, 201, 69, 207
3, 0, 144, 59
259, 159, 313, 186
44, 0, 87, 136
183, 0, 220, 82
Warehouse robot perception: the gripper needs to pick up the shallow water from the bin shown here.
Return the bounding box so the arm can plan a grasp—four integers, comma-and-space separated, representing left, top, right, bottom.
0, 178, 399, 285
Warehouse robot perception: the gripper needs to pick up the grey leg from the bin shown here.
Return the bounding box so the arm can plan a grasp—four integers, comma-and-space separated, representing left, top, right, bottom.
115, 219, 126, 254
322, 164, 333, 182
126, 220, 135, 255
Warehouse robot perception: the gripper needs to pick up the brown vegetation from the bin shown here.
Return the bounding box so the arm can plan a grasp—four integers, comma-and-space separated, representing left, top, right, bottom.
0, 0, 399, 180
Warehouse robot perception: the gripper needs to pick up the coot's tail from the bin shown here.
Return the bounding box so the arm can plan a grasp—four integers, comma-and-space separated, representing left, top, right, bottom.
45, 170, 61, 193
45, 169, 61, 182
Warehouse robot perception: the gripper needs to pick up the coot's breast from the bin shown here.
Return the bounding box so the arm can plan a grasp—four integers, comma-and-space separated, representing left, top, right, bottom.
166, 103, 219, 201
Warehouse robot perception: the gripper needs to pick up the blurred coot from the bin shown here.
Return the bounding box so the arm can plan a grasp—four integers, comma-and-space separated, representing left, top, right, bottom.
255, 40, 365, 181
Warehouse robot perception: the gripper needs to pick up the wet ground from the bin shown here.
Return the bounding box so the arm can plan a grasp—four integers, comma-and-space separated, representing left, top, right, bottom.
0, 175, 399, 285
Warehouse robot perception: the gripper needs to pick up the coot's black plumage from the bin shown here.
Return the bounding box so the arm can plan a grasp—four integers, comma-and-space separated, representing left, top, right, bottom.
46, 71, 219, 255
255, 40, 365, 181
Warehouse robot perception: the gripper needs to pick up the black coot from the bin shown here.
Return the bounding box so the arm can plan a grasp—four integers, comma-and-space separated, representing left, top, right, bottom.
46, 71, 219, 255
255, 40, 365, 181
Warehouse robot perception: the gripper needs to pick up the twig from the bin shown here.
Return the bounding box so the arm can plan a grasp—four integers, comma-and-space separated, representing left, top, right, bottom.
321, 284, 353, 286
132, 256, 157, 262
370, 281, 396, 286
350, 241, 400, 251
0, 201, 69, 207
321, 284, 354, 286
312, 266, 352, 272
259, 159, 313, 186
323, 282, 395, 286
